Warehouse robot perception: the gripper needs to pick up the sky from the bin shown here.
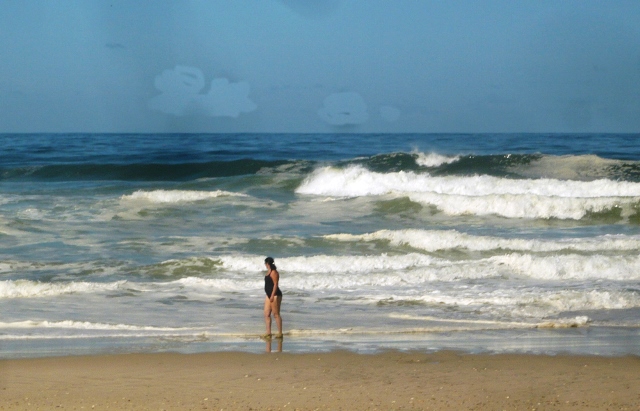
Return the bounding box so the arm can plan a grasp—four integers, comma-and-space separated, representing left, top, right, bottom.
1, 0, 639, 133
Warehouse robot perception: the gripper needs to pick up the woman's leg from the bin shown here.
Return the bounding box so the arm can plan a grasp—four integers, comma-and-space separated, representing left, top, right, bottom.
270, 296, 282, 336
263, 297, 272, 336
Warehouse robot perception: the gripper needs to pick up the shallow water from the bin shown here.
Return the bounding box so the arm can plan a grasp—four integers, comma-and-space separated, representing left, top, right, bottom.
1, 133, 639, 357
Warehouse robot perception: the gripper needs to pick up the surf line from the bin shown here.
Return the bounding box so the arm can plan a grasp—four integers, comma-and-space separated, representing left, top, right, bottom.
389, 314, 590, 329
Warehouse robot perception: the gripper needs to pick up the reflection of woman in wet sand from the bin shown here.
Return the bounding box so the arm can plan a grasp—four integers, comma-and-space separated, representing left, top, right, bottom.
265, 336, 283, 353
263, 257, 283, 339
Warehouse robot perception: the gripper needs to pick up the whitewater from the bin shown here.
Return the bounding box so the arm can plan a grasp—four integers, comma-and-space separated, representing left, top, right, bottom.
1, 133, 639, 357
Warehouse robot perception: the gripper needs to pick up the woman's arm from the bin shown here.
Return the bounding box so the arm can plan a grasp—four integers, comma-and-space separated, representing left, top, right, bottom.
270, 270, 279, 301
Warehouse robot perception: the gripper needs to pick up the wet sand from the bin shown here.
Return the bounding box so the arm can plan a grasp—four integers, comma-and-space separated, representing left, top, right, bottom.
1, 350, 639, 410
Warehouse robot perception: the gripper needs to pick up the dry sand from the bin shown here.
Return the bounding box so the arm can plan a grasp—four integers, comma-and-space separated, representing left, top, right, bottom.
1, 350, 639, 410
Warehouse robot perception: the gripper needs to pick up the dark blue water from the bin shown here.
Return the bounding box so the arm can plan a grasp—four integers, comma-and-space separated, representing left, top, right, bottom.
1, 133, 638, 167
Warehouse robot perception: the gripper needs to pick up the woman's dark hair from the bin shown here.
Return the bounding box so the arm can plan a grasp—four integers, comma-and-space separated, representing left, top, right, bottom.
265, 256, 276, 270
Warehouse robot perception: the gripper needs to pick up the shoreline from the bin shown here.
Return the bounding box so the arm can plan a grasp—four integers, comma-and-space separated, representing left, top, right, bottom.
3, 326, 640, 360
1, 350, 639, 410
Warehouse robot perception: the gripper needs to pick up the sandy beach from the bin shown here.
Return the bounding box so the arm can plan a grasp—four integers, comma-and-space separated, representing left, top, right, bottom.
1, 350, 638, 410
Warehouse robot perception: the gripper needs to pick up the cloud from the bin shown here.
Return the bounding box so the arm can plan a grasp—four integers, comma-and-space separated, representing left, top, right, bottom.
149, 66, 257, 117
318, 92, 368, 126
201, 78, 257, 117
379, 105, 401, 122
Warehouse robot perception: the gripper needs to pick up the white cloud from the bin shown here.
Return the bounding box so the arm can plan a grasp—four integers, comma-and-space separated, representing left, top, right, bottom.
379, 105, 401, 122
149, 66, 257, 118
201, 78, 257, 117
318, 92, 368, 126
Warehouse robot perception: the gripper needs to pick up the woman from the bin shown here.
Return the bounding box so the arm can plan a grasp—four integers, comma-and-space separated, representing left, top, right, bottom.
263, 256, 283, 339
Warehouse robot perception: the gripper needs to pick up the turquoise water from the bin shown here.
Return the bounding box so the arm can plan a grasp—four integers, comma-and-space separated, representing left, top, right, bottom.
1, 133, 640, 357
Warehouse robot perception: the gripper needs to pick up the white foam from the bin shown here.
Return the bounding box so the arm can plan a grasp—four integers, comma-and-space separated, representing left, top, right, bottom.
0, 260, 124, 277
205, 251, 640, 288
389, 314, 591, 328
415, 152, 460, 167
0, 320, 197, 331
121, 189, 247, 204
489, 253, 640, 281
168, 254, 475, 290
326, 230, 640, 253
285, 326, 489, 335
388, 313, 533, 326
7, 252, 635, 300
380, 288, 639, 320
297, 166, 640, 197
414, 191, 636, 219
424, 290, 636, 312
138, 254, 476, 292
513, 290, 638, 317
172, 276, 261, 292
296, 166, 640, 219
213, 256, 471, 289
0, 280, 126, 299
17, 208, 46, 220
217, 253, 438, 274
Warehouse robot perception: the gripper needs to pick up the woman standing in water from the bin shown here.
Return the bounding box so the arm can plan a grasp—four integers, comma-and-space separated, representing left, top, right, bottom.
263, 257, 283, 339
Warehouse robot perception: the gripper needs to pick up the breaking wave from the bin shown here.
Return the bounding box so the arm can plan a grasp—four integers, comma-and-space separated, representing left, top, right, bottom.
121, 189, 247, 203
0, 320, 194, 331
325, 229, 640, 253
0, 280, 126, 299
414, 152, 461, 167
296, 166, 640, 219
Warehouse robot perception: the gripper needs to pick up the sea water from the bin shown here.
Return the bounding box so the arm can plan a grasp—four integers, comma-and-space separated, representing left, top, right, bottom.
1, 133, 639, 357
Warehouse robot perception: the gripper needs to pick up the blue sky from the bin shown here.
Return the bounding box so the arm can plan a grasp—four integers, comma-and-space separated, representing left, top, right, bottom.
1, 1, 639, 133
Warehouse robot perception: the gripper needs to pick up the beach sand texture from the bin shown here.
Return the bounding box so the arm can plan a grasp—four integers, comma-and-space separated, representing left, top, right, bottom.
1, 351, 639, 410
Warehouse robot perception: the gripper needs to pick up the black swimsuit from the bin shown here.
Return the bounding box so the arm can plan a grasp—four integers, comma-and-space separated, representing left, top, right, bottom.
264, 273, 282, 297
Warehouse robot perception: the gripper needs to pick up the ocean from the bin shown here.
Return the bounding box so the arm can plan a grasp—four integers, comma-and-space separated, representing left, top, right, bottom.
1, 133, 640, 357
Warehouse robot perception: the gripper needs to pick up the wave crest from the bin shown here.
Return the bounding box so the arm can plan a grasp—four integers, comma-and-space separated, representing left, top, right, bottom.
325, 229, 640, 253
121, 189, 247, 204
0, 280, 125, 299
296, 166, 640, 219
415, 152, 460, 167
